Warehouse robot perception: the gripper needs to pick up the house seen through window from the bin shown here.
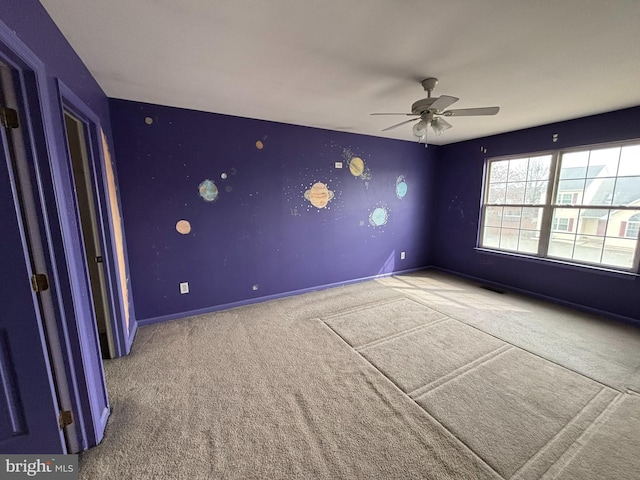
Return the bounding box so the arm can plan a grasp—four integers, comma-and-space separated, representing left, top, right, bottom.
479, 143, 640, 271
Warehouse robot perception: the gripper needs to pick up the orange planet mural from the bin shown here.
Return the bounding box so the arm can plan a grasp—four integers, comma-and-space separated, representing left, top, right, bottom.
176, 220, 192, 234
304, 182, 334, 209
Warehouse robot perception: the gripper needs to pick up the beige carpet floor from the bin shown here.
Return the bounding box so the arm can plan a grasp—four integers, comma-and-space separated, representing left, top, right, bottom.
80, 270, 640, 479
378, 271, 640, 392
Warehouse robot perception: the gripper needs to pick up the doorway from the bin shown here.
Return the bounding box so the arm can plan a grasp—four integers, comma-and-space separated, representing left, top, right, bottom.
62, 111, 115, 359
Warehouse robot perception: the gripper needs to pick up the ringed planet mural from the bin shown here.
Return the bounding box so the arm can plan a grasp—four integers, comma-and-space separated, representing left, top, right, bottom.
198, 179, 219, 202
343, 149, 372, 182
349, 156, 365, 177
304, 182, 335, 209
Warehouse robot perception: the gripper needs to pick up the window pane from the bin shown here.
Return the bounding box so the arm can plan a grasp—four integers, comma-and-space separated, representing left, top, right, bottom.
602, 238, 636, 269
524, 180, 548, 204
521, 207, 543, 231
577, 209, 608, 237
518, 230, 539, 254
499, 228, 519, 250
502, 207, 522, 229
484, 206, 503, 227
488, 183, 506, 204
572, 235, 604, 264
618, 145, 640, 176
556, 179, 584, 204
505, 182, 525, 203
559, 151, 588, 178
548, 232, 576, 259
489, 161, 509, 183
583, 177, 615, 205
507, 158, 528, 182
482, 226, 501, 248
552, 208, 579, 232
612, 176, 640, 206
587, 147, 620, 178
527, 155, 551, 181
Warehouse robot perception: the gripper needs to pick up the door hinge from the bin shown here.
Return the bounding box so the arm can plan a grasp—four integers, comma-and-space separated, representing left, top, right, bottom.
0, 105, 19, 129
96, 256, 103, 263
31, 273, 49, 293
59, 410, 74, 429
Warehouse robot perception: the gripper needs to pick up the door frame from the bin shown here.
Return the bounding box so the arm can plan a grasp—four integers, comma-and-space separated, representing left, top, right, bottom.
58, 83, 131, 360
0, 18, 114, 451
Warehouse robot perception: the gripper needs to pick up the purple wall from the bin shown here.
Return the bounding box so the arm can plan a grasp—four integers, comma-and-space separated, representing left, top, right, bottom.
109, 99, 435, 322
2, 0, 111, 129
1, 0, 118, 450
433, 107, 640, 322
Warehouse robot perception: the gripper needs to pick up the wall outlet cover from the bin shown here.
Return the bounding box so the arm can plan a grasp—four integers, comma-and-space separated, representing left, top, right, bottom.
179, 282, 189, 294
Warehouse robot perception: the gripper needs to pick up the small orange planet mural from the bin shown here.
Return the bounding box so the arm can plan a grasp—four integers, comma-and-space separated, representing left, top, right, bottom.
256, 140, 264, 149
304, 182, 334, 209
176, 220, 192, 234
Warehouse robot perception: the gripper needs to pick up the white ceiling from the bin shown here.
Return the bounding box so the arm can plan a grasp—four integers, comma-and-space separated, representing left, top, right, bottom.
40, 0, 640, 145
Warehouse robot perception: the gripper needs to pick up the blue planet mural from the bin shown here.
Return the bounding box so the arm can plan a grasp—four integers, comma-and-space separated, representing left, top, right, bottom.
198, 179, 219, 202
396, 175, 408, 199
369, 207, 389, 227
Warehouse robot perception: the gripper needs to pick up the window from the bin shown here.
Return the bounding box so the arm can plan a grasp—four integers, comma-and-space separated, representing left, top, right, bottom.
624, 213, 640, 239
551, 217, 571, 232
480, 143, 640, 271
557, 192, 575, 205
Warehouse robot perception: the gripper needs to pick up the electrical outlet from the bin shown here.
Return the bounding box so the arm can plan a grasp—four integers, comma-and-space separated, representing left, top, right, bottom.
400, 251, 406, 260
179, 282, 189, 294
335, 162, 343, 168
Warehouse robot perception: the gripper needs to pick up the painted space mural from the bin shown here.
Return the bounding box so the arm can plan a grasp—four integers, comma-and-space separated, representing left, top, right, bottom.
110, 99, 433, 322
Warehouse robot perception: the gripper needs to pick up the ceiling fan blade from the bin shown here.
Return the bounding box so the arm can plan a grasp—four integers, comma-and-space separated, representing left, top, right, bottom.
381, 117, 420, 132
429, 95, 459, 112
442, 106, 500, 117
371, 112, 416, 116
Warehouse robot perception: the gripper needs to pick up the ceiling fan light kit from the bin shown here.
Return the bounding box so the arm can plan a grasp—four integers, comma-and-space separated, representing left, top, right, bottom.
371, 77, 500, 146
412, 119, 428, 137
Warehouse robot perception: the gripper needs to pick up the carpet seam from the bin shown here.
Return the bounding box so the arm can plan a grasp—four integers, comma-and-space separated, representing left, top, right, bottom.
409, 345, 513, 400
355, 317, 450, 352
538, 391, 625, 479
405, 293, 627, 393
315, 317, 506, 480
320, 296, 407, 320
509, 387, 618, 480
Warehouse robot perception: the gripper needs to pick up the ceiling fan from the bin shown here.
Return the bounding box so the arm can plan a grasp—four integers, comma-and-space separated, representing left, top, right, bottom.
371, 78, 499, 146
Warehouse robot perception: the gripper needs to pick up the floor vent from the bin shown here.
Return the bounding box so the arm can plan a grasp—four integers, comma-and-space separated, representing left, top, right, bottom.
480, 285, 506, 294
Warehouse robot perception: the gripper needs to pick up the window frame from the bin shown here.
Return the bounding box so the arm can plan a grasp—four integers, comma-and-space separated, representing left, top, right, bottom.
478, 140, 640, 274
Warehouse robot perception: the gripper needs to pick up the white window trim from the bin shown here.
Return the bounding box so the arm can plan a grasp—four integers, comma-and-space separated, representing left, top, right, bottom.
479, 141, 640, 273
